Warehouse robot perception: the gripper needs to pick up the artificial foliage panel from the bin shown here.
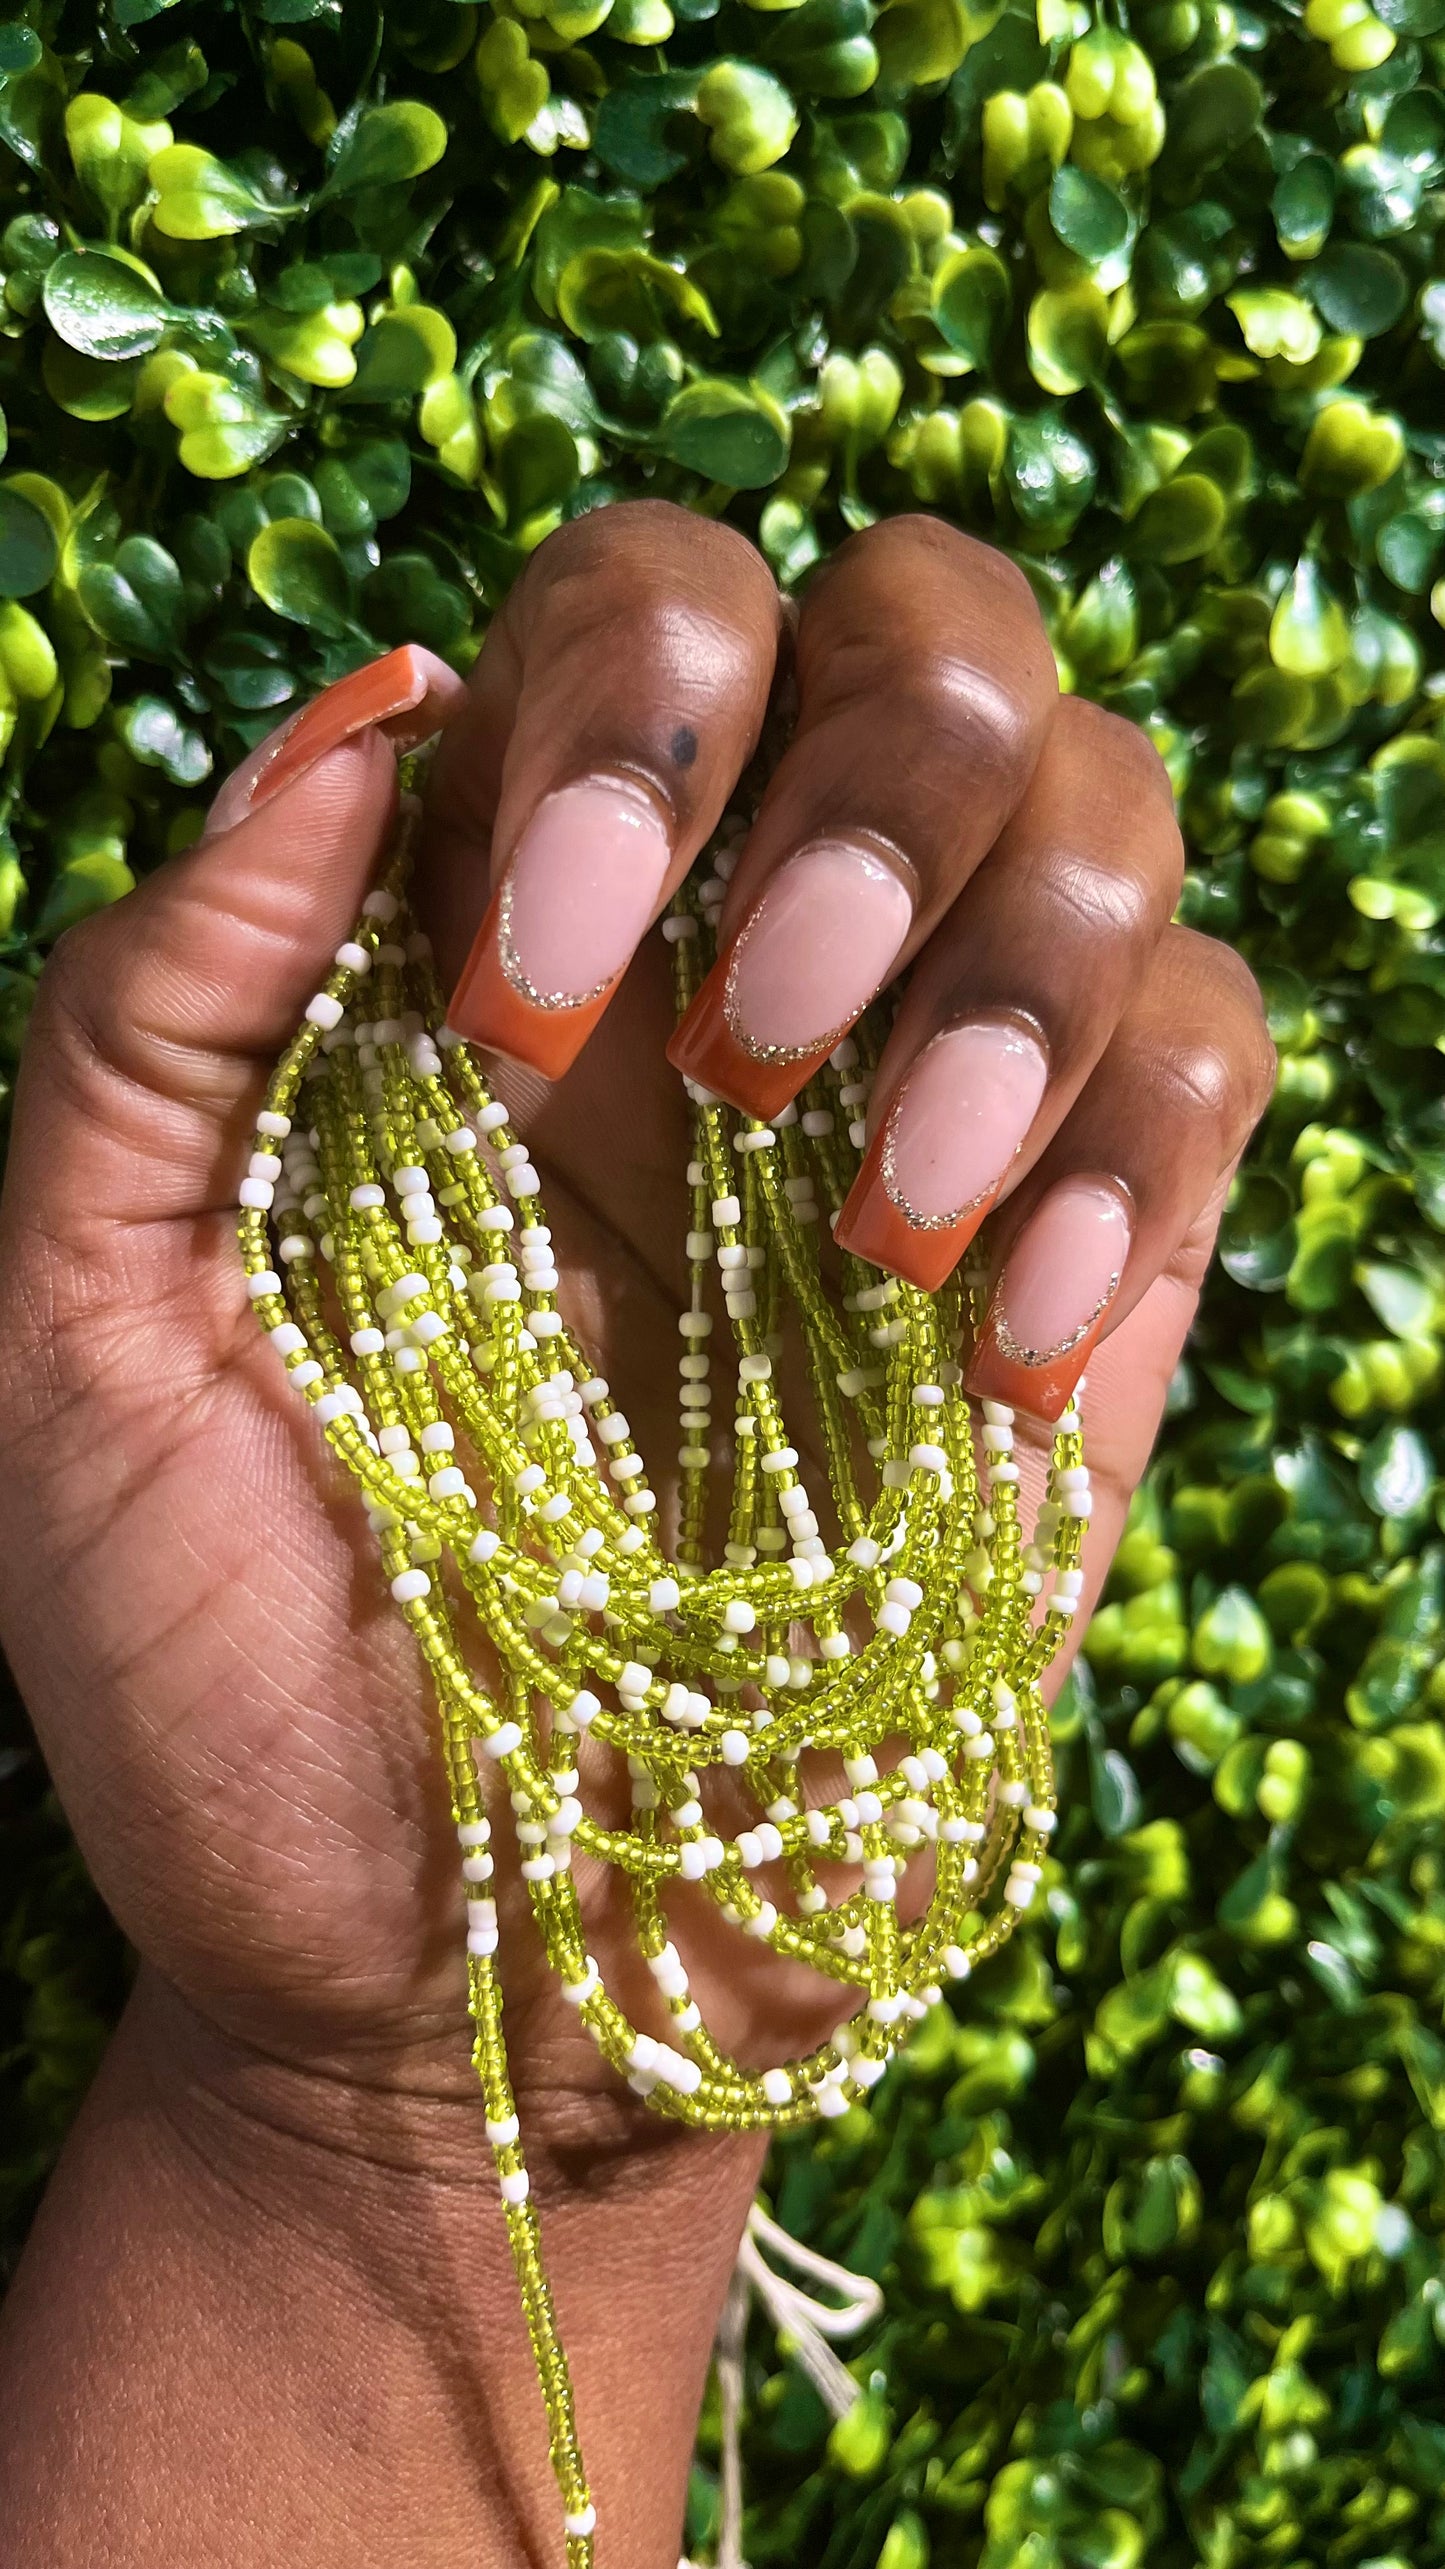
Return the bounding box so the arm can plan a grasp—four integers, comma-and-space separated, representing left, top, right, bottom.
0, 0, 1443, 2564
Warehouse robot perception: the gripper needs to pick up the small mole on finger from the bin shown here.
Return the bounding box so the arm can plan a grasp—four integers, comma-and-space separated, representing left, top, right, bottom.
670, 726, 699, 769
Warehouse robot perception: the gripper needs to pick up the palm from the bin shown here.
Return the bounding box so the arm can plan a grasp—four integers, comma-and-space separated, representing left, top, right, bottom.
0, 748, 1205, 2119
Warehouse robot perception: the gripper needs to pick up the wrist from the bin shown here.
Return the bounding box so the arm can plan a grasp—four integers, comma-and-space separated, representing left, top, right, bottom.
6, 1967, 763, 2569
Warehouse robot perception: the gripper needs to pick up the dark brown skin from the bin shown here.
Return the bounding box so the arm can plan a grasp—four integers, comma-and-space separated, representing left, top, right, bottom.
0, 506, 1273, 2567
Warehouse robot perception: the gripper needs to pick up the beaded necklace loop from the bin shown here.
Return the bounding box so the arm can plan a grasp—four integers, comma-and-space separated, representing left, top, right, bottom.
237, 795, 1088, 2566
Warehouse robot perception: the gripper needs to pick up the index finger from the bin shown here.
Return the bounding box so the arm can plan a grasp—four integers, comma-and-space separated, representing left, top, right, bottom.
427, 501, 784, 1080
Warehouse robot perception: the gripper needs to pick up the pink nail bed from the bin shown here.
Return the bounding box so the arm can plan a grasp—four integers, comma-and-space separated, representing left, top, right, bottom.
992, 1179, 1132, 1367
499, 778, 673, 1006
882, 1021, 1048, 1228
724, 844, 913, 1060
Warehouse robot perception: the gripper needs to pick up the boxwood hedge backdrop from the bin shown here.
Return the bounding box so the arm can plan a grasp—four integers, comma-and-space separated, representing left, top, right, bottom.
2, 0, 1444, 2561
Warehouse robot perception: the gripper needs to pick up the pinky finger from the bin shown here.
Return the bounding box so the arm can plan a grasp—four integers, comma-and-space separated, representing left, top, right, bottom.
965, 930, 1275, 1421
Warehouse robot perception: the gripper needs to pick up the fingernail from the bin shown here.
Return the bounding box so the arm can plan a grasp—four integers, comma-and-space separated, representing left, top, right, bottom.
667, 844, 912, 1117
967, 1178, 1132, 1421
447, 777, 673, 1079
205, 645, 465, 836
836, 1021, 1049, 1289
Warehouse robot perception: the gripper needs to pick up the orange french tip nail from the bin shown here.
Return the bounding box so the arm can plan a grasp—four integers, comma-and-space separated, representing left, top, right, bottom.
261, 645, 433, 800
835, 1132, 998, 1289
666, 959, 839, 1121
446, 891, 615, 1081
964, 1309, 1112, 1424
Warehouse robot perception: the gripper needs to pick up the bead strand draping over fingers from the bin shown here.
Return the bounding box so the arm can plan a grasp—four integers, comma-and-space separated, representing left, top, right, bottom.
236, 793, 1089, 2569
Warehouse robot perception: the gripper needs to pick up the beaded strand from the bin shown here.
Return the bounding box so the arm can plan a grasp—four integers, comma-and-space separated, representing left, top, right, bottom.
237, 797, 1088, 2567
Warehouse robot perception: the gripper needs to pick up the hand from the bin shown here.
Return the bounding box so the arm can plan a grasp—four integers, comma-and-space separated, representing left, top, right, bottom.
0, 503, 1273, 2569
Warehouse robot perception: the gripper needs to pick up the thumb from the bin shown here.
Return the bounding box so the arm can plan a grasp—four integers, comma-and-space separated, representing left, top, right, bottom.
3, 659, 461, 1279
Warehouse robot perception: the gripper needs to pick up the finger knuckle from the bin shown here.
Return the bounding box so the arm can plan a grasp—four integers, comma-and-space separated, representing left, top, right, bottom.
1055, 695, 1176, 809
526, 502, 775, 638
531, 562, 768, 716
1039, 845, 1168, 951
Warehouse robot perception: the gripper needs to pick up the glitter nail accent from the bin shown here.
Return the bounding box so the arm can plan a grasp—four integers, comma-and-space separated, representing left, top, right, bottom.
992, 1271, 1121, 1368
497, 874, 623, 1013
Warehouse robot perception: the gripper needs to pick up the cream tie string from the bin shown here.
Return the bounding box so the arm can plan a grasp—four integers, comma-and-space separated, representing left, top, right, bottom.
703, 2203, 887, 2569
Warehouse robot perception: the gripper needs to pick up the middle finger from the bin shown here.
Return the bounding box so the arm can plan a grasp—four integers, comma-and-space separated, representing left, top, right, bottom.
667, 514, 1058, 1118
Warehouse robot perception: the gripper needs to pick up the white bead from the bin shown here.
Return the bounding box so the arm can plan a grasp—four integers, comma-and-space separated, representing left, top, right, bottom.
722, 1599, 756, 1635
649, 1577, 681, 1613
481, 1721, 524, 1760
655, 2045, 702, 2095
246, 1269, 283, 1300
390, 1567, 431, 1604
238, 1177, 274, 1210
719, 1728, 750, 1766
485, 2113, 520, 2147
256, 1110, 291, 1140
564, 2508, 597, 2540
457, 1818, 490, 1848
875, 1600, 911, 1639
499, 2170, 530, 2205
428, 1467, 466, 1499
909, 1442, 949, 1474
761, 2067, 793, 2107
886, 1576, 923, 1611
269, 1321, 306, 1358
819, 1630, 852, 1659
561, 1963, 600, 2006
469, 1528, 501, 1565
711, 1193, 741, 1226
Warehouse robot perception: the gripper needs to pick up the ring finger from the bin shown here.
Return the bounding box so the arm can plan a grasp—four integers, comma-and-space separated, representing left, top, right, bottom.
834, 695, 1183, 1288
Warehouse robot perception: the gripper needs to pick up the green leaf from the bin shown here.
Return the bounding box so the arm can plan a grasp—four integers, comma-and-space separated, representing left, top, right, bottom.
347, 306, 457, 400
247, 518, 356, 638
1129, 473, 1227, 564
593, 72, 700, 185
1219, 1170, 1296, 1290
931, 245, 1010, 368
1309, 243, 1409, 338
1357, 1256, 1435, 1336
76, 536, 186, 656
1271, 559, 1350, 678
657, 376, 791, 486
1089, 1738, 1143, 1838
116, 692, 212, 786
42, 252, 168, 362
1027, 281, 1110, 393
1272, 154, 1335, 259
148, 143, 277, 241
321, 102, 449, 197
1049, 164, 1128, 263
1359, 1424, 1433, 1517
1165, 63, 1262, 172
0, 485, 58, 598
